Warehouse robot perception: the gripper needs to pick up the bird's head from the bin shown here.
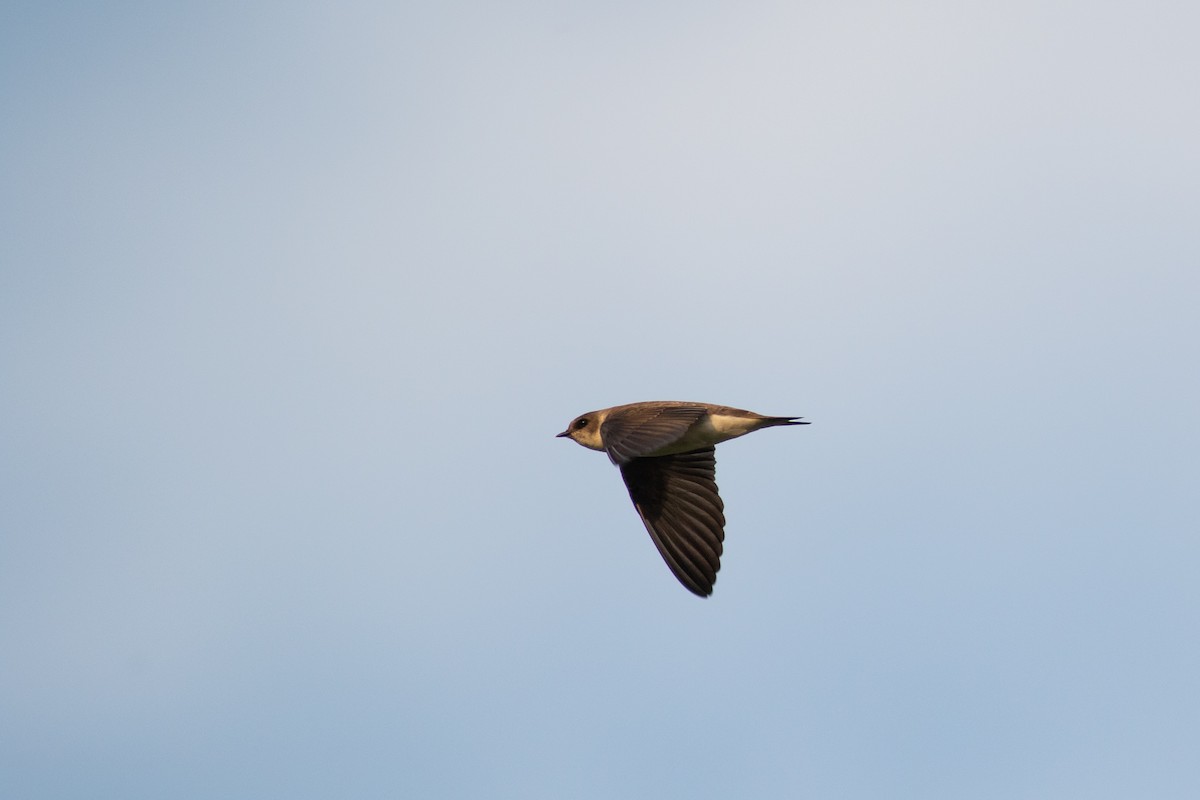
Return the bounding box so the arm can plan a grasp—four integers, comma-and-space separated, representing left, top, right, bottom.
556, 411, 606, 451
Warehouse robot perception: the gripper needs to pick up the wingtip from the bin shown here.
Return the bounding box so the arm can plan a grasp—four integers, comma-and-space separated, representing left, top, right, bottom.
678, 575, 715, 598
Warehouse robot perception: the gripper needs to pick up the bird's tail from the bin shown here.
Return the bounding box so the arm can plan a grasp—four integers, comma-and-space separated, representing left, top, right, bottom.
761, 416, 810, 428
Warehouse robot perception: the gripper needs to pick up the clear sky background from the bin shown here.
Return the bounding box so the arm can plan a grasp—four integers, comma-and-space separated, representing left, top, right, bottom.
2, 3, 1198, 798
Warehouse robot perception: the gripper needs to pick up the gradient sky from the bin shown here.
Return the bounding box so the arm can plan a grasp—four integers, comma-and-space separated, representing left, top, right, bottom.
3, 3, 1198, 798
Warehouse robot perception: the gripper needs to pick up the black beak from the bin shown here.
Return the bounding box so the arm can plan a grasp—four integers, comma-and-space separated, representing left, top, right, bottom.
555, 430, 570, 438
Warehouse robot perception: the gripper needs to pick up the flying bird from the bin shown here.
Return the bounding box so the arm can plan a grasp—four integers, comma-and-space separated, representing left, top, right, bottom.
557, 401, 808, 597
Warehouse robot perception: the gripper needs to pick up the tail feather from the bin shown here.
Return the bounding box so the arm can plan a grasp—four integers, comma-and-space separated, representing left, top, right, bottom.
762, 416, 810, 428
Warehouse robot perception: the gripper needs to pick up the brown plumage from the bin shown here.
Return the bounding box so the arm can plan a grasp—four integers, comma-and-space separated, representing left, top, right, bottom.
557, 401, 808, 597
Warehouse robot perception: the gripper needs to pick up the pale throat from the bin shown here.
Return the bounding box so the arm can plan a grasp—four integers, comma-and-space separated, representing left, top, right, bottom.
575, 423, 607, 451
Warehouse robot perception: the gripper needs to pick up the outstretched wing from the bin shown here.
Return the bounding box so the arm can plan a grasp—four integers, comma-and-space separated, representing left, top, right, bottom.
601, 404, 707, 464
619, 448, 725, 597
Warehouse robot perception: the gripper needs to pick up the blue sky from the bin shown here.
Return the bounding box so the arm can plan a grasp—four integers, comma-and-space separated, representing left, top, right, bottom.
2, 2, 1198, 798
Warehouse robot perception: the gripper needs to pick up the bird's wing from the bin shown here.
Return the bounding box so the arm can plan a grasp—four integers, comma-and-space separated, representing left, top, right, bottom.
619, 448, 725, 597
601, 404, 707, 464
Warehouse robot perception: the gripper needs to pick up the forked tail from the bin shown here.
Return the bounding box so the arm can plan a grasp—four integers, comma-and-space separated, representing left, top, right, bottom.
762, 416, 810, 427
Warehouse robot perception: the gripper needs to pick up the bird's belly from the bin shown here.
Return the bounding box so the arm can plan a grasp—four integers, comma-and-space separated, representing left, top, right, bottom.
648, 414, 758, 455
706, 413, 763, 439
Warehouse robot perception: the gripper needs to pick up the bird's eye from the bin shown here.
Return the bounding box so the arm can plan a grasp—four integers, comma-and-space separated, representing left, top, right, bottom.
574, 418, 589, 429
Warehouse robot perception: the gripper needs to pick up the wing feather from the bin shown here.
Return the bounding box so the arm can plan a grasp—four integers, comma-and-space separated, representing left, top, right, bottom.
619, 448, 725, 597
601, 404, 707, 464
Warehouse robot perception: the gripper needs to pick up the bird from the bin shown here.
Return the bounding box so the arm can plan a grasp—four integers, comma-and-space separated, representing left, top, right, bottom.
556, 401, 808, 597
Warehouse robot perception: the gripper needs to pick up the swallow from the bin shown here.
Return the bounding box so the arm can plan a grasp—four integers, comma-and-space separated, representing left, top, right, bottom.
557, 401, 807, 596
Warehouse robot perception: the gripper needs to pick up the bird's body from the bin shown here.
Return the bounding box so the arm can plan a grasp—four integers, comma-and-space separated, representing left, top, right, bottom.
557, 401, 807, 597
